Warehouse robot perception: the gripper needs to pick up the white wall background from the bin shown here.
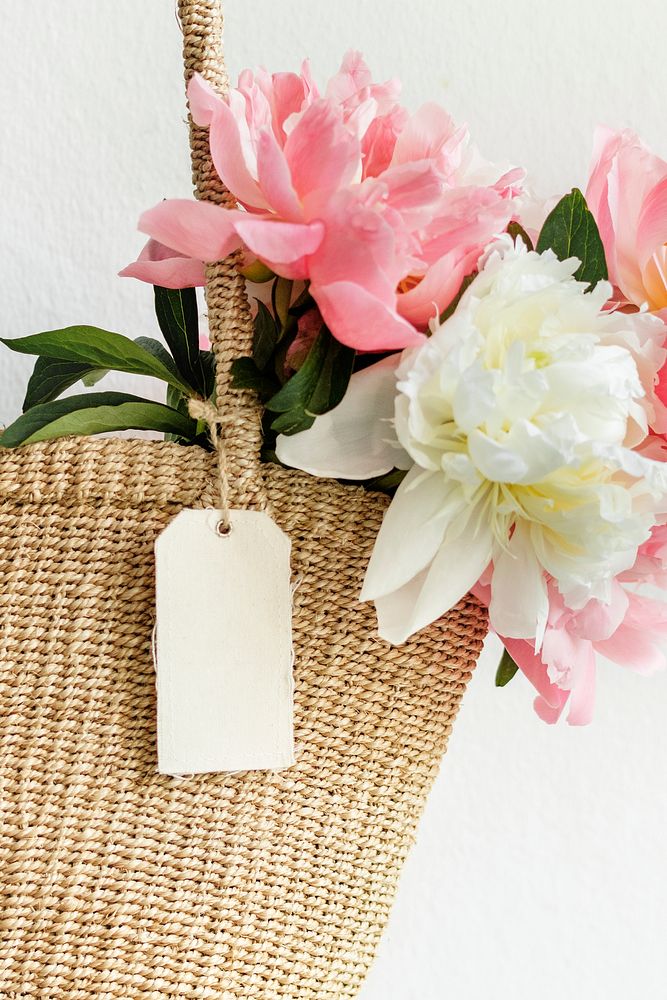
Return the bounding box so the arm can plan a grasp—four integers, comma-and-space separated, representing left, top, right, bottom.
2, 2, 666, 997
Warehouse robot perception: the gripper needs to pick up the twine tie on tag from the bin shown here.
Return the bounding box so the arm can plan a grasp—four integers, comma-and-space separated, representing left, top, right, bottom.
188, 398, 232, 533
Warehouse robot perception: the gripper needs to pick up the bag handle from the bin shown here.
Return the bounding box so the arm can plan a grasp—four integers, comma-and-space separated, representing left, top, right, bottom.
178, 0, 266, 509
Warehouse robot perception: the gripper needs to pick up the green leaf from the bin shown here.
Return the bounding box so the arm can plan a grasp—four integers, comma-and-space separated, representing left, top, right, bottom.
535, 188, 608, 287
164, 383, 201, 443
2, 327, 193, 394
272, 277, 293, 329
361, 469, 408, 494
439, 273, 475, 323
0, 392, 198, 448
201, 350, 215, 387
81, 369, 109, 388
21, 337, 181, 411
22, 356, 106, 410
307, 339, 355, 415
495, 648, 520, 688
507, 220, 534, 251
133, 336, 180, 379
252, 300, 280, 371
153, 286, 208, 395
270, 409, 315, 435
166, 383, 187, 413
230, 356, 281, 401
265, 327, 355, 435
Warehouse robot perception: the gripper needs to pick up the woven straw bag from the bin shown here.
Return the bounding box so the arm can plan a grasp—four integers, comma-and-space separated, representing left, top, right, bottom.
0, 3, 487, 997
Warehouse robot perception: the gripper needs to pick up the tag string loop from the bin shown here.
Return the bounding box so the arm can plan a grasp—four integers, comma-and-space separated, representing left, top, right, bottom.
188, 398, 232, 532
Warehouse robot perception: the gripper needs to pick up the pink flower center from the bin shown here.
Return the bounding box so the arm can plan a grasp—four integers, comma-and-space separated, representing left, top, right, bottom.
642, 244, 667, 311
397, 273, 423, 294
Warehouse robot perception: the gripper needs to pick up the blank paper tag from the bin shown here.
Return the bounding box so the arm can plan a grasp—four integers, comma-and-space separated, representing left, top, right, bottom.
154, 508, 295, 775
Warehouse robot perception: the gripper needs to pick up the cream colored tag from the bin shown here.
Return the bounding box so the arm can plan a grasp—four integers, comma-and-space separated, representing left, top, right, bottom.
154, 508, 295, 775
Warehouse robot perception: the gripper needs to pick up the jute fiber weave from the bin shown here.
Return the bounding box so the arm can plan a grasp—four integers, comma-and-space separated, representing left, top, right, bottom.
0, 2, 488, 997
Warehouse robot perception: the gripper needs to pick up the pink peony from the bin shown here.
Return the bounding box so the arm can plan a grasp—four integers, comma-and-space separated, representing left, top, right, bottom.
122, 53, 522, 351
586, 127, 667, 319
119, 237, 206, 288
586, 128, 667, 425
477, 522, 667, 725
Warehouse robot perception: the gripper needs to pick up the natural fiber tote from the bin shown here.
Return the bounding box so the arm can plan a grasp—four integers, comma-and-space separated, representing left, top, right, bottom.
0, 2, 487, 997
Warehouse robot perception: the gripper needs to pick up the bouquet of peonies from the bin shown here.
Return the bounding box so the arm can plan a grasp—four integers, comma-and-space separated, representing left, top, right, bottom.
5, 53, 667, 725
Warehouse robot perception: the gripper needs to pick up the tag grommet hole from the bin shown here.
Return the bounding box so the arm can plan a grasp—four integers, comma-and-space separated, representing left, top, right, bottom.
216, 519, 232, 537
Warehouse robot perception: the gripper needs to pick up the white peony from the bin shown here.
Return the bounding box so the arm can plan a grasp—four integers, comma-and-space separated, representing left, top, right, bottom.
277, 239, 667, 644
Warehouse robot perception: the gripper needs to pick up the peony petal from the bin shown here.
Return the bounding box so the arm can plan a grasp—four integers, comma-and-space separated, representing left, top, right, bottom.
306, 182, 413, 302
467, 429, 530, 484
391, 102, 460, 168
271, 70, 312, 135
372, 511, 493, 644
621, 590, 667, 631
467, 423, 568, 486
325, 50, 373, 104
362, 467, 462, 602
565, 652, 596, 726
362, 108, 407, 178
596, 625, 667, 675
570, 583, 629, 642
255, 129, 303, 221
207, 97, 270, 210
187, 72, 223, 128
233, 217, 324, 272
275, 355, 407, 479
586, 128, 667, 306
314, 281, 425, 350
138, 200, 243, 264
119, 238, 206, 288
419, 186, 513, 264
489, 522, 549, 642
585, 127, 621, 283
380, 161, 444, 229
502, 638, 570, 717
284, 100, 361, 210
613, 136, 667, 267
654, 359, 667, 415
590, 440, 667, 494
641, 243, 667, 313
345, 97, 380, 144
533, 694, 569, 725
636, 175, 667, 271
119, 256, 206, 288
397, 252, 471, 327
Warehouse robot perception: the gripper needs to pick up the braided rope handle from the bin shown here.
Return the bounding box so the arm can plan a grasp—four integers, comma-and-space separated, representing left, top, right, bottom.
177, 0, 266, 507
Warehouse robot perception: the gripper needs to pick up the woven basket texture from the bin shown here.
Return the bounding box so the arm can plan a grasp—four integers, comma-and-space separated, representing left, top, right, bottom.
0, 2, 488, 997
